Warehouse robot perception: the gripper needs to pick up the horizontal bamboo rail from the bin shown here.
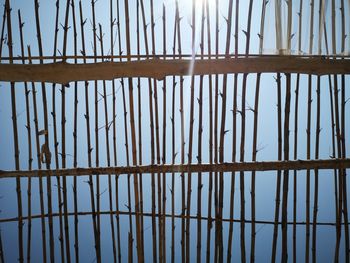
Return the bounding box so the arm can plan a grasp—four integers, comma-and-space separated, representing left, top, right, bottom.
0, 158, 349, 179
1, 53, 349, 61
0, 209, 347, 227
0, 57, 349, 84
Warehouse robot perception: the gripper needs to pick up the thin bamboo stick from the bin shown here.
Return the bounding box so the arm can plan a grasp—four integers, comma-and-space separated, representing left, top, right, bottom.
185, 0, 197, 259
99, 23, 117, 263
121, 75, 134, 263
293, 1, 303, 262
281, 1, 293, 261
174, 2, 185, 261
213, 0, 220, 259
162, 4, 167, 261
249, 1, 266, 262
331, 1, 344, 260
217, 0, 235, 259
281, 73, 291, 262
271, 72, 282, 263
226, 0, 240, 260
138, 0, 157, 259
171, 6, 178, 262
33, 0, 55, 261
5, 1, 23, 262
61, 0, 71, 261
3, 208, 348, 227
196, 1, 205, 262
340, 1, 349, 261
112, 0, 122, 259
27, 46, 47, 263
205, 0, 214, 261
18, 10, 32, 263
2, 159, 347, 179
311, 75, 320, 263
71, 1, 80, 261
238, 1, 254, 262
306, 2, 315, 261
123, 0, 143, 260
78, 2, 100, 260
0, 230, 4, 263
311, 2, 324, 261
91, 1, 101, 250
135, 0, 145, 258
149, 0, 163, 259
0, 6, 6, 59
115, 0, 125, 261
51, 0, 66, 261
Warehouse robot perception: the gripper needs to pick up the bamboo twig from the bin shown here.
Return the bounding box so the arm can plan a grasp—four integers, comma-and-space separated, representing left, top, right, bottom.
71, 1, 80, 261
2, 159, 348, 179
28, 46, 47, 263
78, 2, 100, 260
18, 9, 31, 263
51, 0, 66, 261
33, 0, 55, 260
5, 2, 24, 262
99, 23, 117, 263
205, 0, 213, 261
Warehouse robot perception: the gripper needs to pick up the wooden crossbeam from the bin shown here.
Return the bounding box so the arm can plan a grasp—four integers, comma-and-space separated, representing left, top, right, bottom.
0, 57, 349, 84
0, 158, 349, 178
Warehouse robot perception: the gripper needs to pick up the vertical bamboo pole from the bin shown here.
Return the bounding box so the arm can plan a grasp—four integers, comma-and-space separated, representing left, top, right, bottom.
27, 46, 47, 263
226, 0, 240, 261
281, 1, 293, 261
149, 0, 163, 260
217, 0, 234, 260
71, 1, 80, 261
323, 22, 339, 261
18, 10, 33, 263
271, 1, 283, 261
33, 0, 55, 260
0, 7, 6, 57
51, 0, 66, 261
5, 1, 23, 262
249, 2, 266, 262
0, 230, 4, 263
121, 74, 134, 263
205, 0, 214, 261
331, 0, 343, 260
293, 1, 303, 262
135, 0, 145, 257
238, 2, 253, 262
173, 2, 185, 261
139, 0, 157, 259
305, 2, 315, 262
185, 0, 197, 260
78, 2, 100, 260
281, 73, 291, 262
171, 6, 178, 262
91, 1, 101, 249
311, 2, 324, 262
213, 0, 219, 258
112, 0, 122, 259
162, 4, 167, 261
61, 0, 72, 261
123, 0, 143, 260
196, 2, 205, 261
340, 1, 349, 261
271, 73, 282, 263
98, 23, 117, 263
